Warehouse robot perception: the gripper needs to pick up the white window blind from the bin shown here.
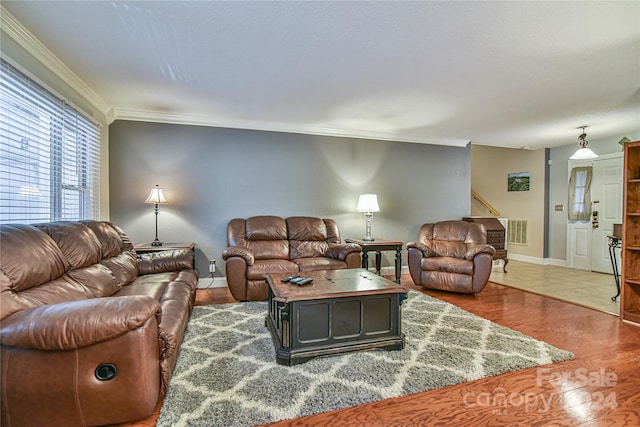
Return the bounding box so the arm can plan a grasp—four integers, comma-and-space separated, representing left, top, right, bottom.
0, 58, 101, 224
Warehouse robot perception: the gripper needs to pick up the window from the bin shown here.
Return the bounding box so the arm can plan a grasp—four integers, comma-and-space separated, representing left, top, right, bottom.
0, 58, 101, 224
568, 166, 592, 221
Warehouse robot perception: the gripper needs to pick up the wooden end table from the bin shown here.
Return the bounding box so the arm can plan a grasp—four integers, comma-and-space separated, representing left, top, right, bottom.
265, 269, 408, 366
346, 238, 403, 283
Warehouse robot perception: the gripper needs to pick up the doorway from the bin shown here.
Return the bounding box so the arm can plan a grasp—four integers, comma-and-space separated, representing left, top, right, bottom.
566, 153, 623, 273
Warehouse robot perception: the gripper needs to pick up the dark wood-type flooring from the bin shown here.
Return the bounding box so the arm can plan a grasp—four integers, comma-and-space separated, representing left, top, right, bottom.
119, 275, 640, 426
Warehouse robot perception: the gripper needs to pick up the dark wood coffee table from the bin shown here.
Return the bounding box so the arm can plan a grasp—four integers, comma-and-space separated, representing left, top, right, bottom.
265, 268, 408, 366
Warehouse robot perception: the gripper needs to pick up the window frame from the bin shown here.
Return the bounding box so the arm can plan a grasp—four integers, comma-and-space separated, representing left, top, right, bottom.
0, 57, 101, 224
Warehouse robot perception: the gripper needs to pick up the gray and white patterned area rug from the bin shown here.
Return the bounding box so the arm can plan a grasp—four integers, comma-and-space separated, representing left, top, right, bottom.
158, 290, 573, 427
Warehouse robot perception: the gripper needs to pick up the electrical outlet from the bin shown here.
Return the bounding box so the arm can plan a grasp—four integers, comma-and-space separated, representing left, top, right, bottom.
208, 260, 216, 273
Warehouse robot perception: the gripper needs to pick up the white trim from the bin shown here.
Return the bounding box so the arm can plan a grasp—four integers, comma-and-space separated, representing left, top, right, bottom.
197, 277, 227, 289
112, 108, 470, 147
545, 258, 567, 267
507, 253, 547, 265
1, 6, 111, 116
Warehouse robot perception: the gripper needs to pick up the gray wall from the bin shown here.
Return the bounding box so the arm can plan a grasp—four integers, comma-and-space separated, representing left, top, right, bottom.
109, 121, 471, 277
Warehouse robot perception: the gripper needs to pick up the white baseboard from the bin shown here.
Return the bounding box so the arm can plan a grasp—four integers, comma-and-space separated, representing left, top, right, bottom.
197, 277, 228, 289
507, 254, 568, 267
545, 258, 567, 267
507, 253, 546, 265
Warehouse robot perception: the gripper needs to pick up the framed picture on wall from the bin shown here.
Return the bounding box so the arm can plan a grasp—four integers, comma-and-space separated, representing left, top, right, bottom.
507, 171, 530, 191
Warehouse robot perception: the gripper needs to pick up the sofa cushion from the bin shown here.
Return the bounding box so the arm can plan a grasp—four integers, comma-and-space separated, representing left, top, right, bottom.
126, 271, 198, 292
35, 222, 102, 269
101, 251, 138, 287
0, 224, 70, 320
287, 216, 328, 241
246, 216, 288, 241
431, 241, 468, 258
294, 257, 347, 271
0, 224, 68, 292
83, 221, 125, 258
67, 264, 119, 297
247, 259, 298, 280
422, 256, 474, 275
246, 217, 289, 260
248, 240, 290, 261
287, 217, 330, 259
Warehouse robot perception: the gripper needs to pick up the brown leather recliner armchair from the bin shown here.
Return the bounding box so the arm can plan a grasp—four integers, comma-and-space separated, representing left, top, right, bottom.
406, 220, 496, 294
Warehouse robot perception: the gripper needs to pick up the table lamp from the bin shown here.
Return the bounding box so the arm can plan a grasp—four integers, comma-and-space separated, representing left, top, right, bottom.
356, 193, 380, 242
145, 184, 168, 246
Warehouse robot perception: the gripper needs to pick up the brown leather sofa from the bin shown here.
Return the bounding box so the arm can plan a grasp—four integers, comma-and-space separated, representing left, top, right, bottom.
0, 220, 198, 426
406, 220, 496, 294
222, 215, 362, 301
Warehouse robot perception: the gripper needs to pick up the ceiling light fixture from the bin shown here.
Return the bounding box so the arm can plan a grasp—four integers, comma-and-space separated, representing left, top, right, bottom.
569, 126, 598, 160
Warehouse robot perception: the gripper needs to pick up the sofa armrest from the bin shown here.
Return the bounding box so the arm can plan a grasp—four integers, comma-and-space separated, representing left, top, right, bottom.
325, 243, 362, 261
464, 244, 496, 261
406, 241, 438, 257
222, 246, 255, 265
137, 249, 193, 275
0, 296, 160, 351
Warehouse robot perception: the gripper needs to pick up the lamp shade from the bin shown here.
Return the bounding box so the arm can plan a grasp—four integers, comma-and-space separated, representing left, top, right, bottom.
356, 194, 380, 213
569, 147, 598, 160
145, 185, 168, 204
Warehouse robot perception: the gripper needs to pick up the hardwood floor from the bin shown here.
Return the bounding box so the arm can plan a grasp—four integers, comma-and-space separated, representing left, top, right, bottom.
120, 275, 640, 427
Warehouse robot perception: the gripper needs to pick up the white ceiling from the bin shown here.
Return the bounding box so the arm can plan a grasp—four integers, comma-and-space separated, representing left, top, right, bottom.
2, 1, 639, 149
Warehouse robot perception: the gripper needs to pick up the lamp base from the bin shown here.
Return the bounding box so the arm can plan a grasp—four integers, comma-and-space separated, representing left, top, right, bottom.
363, 236, 375, 242
151, 239, 163, 247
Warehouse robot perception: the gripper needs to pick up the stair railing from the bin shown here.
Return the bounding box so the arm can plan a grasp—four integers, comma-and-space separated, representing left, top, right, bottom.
471, 190, 501, 216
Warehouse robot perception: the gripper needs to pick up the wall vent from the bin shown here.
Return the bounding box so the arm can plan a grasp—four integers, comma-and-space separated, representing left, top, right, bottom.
507, 220, 528, 245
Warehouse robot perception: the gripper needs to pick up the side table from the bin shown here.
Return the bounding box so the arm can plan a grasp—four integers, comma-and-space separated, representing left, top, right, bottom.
346, 238, 403, 283
134, 242, 196, 266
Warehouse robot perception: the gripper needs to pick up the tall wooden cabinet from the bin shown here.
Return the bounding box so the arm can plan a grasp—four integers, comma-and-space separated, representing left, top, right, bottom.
621, 140, 640, 324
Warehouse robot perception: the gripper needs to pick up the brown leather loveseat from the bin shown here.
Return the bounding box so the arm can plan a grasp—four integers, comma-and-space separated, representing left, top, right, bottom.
0, 220, 198, 426
222, 215, 362, 301
406, 220, 496, 294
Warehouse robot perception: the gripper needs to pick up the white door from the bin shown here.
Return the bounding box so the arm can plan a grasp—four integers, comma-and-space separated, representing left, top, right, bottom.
566, 154, 623, 272
590, 156, 623, 273
567, 219, 592, 270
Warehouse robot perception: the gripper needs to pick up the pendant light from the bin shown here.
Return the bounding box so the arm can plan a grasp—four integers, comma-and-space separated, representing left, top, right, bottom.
569, 126, 598, 160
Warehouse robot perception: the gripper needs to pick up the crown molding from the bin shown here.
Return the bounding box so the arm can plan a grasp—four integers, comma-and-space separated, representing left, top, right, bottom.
0, 6, 111, 116
113, 108, 470, 147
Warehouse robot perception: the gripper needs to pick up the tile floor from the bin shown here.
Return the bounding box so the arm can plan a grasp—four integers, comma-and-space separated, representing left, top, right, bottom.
489, 259, 621, 316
